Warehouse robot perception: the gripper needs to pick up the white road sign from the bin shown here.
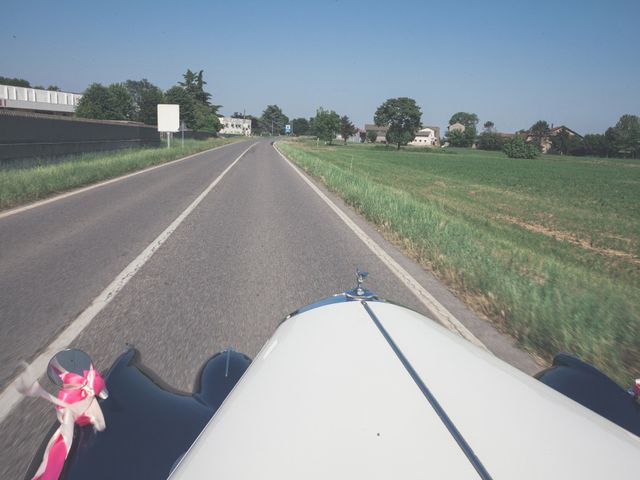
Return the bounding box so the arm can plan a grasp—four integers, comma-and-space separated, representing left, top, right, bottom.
157, 104, 180, 132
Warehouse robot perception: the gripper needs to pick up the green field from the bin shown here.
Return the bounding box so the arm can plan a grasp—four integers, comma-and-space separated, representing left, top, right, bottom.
279, 139, 640, 385
0, 138, 241, 210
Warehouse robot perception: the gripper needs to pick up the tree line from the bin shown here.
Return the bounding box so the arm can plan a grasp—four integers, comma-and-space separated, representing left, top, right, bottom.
446, 112, 640, 159
253, 105, 357, 145
5, 72, 637, 157
0, 75, 60, 91
73, 69, 222, 132
285, 98, 421, 150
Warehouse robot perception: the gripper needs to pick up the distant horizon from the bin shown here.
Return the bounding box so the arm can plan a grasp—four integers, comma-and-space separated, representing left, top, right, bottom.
4, 0, 639, 135
2, 76, 631, 137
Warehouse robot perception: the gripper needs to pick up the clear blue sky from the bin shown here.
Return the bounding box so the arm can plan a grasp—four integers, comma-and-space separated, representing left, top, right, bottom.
4, 0, 639, 134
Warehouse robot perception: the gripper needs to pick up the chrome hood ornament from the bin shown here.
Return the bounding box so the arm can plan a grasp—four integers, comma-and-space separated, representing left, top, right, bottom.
345, 268, 376, 300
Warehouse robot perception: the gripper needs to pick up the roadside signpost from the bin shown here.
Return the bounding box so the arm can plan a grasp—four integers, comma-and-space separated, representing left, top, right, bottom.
180, 121, 187, 148
285, 124, 291, 134
157, 104, 180, 148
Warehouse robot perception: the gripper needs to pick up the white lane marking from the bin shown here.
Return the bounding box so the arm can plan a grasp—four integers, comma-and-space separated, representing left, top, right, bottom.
0, 141, 244, 220
273, 143, 488, 351
0, 142, 257, 424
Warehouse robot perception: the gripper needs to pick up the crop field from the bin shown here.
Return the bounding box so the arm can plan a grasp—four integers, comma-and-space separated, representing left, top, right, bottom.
279, 139, 640, 385
0, 137, 240, 210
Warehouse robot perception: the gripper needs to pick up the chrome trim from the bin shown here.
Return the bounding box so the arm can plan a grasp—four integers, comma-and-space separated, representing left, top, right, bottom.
361, 300, 493, 480
283, 268, 383, 321
283, 291, 384, 321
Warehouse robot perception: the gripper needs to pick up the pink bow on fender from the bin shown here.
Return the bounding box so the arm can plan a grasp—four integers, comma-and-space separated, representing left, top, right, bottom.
16, 362, 108, 480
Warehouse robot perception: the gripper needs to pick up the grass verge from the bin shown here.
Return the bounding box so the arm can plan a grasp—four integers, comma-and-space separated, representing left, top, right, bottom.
0, 137, 243, 210
278, 140, 640, 386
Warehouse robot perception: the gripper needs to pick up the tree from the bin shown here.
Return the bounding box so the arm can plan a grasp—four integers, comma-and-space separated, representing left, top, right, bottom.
550, 130, 585, 156
106, 83, 135, 120
0, 76, 30, 87
260, 105, 289, 135
446, 128, 474, 147
583, 133, 613, 157
76, 83, 111, 119
47, 85, 61, 91
164, 86, 196, 128
503, 136, 538, 159
446, 112, 478, 147
291, 118, 310, 136
179, 68, 213, 105
568, 135, 586, 156
610, 114, 640, 158
483, 120, 495, 132
312, 108, 341, 144
340, 115, 357, 144
359, 131, 367, 143
308, 117, 316, 136
193, 102, 221, 132
529, 120, 550, 151
449, 112, 479, 129
76, 83, 134, 121
477, 132, 504, 150
374, 97, 422, 150
194, 70, 211, 105
246, 115, 260, 135
367, 130, 378, 143
125, 79, 165, 125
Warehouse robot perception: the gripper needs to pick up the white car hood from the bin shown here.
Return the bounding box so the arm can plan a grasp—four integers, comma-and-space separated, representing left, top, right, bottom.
170, 301, 640, 479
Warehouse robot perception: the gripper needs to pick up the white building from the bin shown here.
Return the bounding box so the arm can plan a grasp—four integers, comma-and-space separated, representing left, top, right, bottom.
218, 116, 251, 136
409, 126, 440, 147
0, 84, 82, 115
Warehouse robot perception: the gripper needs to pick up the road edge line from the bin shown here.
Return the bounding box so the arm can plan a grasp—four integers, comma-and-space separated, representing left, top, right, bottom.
0, 142, 257, 425
273, 142, 488, 351
0, 140, 245, 220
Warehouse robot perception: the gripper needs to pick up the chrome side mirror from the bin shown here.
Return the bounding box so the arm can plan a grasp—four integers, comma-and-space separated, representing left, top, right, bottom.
48, 348, 108, 399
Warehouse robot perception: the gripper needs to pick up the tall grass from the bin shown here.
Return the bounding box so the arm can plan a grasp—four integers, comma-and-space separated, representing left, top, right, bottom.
0, 138, 240, 209
279, 141, 640, 386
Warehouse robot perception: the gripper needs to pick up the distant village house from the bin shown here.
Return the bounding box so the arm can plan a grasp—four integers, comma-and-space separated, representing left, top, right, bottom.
524, 125, 582, 153
218, 116, 251, 136
365, 124, 441, 146
447, 122, 465, 133
364, 124, 389, 143
409, 126, 440, 147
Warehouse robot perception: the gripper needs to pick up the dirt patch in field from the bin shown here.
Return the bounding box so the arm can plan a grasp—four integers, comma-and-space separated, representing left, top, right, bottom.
495, 214, 640, 266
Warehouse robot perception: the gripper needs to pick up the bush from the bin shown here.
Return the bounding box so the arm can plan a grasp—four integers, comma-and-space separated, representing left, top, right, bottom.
446, 128, 476, 147
477, 132, 504, 151
503, 136, 538, 159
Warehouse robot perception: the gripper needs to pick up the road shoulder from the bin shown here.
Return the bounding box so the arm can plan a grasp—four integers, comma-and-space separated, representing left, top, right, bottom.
274, 141, 542, 375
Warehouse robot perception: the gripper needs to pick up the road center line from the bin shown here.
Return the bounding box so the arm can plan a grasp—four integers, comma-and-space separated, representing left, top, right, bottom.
0, 142, 256, 424
273, 142, 488, 351
0, 140, 243, 220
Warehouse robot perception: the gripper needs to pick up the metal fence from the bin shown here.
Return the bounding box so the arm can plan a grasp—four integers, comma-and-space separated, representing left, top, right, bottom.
0, 110, 161, 162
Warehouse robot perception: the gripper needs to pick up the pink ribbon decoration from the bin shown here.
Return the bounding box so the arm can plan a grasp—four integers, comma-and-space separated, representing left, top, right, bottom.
16, 360, 108, 480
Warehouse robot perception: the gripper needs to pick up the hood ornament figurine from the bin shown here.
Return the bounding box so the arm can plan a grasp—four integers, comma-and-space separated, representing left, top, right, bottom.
16, 349, 107, 480
345, 268, 376, 300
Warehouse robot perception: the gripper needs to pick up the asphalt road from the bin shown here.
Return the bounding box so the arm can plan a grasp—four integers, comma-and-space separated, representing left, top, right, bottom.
0, 139, 538, 478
